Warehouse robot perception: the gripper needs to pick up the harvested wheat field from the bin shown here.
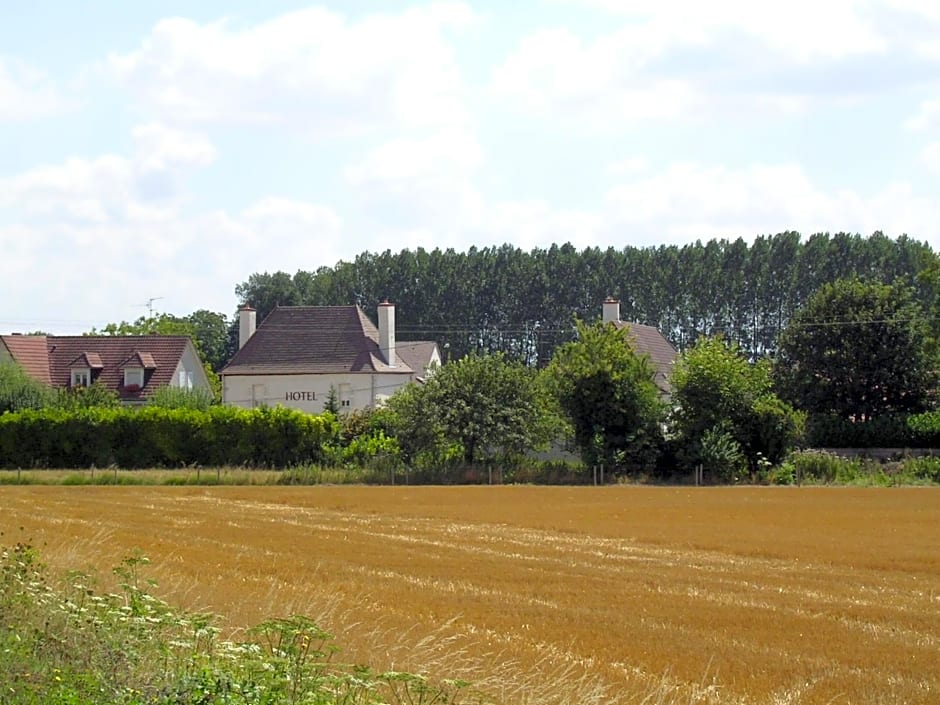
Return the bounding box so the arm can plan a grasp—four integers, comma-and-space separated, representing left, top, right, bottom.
2, 485, 938, 704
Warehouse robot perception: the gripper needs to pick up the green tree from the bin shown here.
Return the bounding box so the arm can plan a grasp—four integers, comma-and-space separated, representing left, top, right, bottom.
670, 336, 802, 479
386, 353, 555, 468
382, 382, 448, 468
544, 320, 663, 473
775, 278, 936, 419
92, 312, 192, 337
323, 386, 340, 415
184, 310, 232, 372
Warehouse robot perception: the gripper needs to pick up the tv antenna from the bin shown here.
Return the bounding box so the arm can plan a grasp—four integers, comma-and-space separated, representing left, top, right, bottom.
139, 297, 164, 317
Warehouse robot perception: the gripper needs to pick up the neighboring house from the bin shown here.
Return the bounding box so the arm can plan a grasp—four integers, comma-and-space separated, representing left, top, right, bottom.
601, 297, 677, 394
0, 334, 210, 402
220, 302, 441, 413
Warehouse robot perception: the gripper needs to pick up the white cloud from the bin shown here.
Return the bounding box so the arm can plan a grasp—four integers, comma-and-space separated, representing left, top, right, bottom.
604, 162, 939, 243
906, 98, 940, 131
0, 156, 135, 222
0, 132, 346, 332
919, 142, 940, 173
0, 57, 64, 121
484, 200, 605, 250
132, 123, 217, 171
110, 3, 475, 134
493, 0, 914, 128
345, 129, 485, 229
490, 26, 705, 126
607, 157, 649, 176
0, 122, 218, 220
559, 0, 886, 60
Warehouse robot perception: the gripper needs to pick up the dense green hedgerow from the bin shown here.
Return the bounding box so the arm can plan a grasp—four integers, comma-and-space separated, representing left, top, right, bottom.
0, 406, 341, 469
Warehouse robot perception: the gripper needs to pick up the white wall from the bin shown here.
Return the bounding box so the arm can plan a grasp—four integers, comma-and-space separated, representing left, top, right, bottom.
223, 372, 414, 413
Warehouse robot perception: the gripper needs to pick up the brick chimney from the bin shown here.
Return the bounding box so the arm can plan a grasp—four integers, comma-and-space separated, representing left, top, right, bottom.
378, 300, 396, 367
602, 297, 620, 324
238, 306, 257, 349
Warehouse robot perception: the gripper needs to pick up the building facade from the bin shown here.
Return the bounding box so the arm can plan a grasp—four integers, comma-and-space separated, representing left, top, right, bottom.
220, 302, 440, 413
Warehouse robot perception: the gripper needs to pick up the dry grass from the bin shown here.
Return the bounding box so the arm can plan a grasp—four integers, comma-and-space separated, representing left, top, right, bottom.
1, 486, 938, 704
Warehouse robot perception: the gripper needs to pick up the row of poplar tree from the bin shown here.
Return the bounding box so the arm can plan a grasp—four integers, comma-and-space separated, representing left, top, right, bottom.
235, 231, 933, 364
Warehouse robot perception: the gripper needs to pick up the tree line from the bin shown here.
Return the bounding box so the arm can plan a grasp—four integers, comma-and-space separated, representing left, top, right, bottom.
235, 231, 933, 364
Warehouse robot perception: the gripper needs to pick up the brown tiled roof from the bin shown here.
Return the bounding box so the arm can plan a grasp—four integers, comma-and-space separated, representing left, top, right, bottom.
120, 351, 157, 369
3, 335, 193, 399
68, 352, 104, 369
1, 335, 51, 385
613, 321, 678, 392
396, 341, 439, 379
221, 306, 415, 376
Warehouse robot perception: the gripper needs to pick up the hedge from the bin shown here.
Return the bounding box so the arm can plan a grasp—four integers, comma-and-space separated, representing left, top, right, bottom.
804, 412, 940, 449
0, 406, 341, 469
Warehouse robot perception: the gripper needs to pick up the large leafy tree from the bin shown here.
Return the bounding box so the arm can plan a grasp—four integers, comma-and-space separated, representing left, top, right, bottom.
670, 336, 802, 479
385, 352, 555, 467
775, 278, 937, 419
544, 320, 663, 472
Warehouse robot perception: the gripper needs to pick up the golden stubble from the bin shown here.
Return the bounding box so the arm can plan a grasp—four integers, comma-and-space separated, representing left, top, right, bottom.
2, 485, 938, 705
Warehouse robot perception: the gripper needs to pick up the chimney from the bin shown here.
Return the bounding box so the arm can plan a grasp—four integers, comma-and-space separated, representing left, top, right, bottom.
378, 300, 396, 367
238, 306, 257, 349
602, 297, 620, 324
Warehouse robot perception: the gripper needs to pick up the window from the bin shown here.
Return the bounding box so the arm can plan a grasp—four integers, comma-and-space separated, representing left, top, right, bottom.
178, 370, 194, 389
251, 384, 266, 408
339, 383, 352, 408
71, 369, 90, 388
124, 368, 144, 388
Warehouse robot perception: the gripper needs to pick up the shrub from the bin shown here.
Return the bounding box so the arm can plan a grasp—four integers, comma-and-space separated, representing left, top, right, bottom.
783, 450, 882, 484
906, 411, 940, 447
699, 423, 746, 483
52, 382, 120, 410
0, 362, 54, 413
900, 455, 940, 482
148, 385, 216, 410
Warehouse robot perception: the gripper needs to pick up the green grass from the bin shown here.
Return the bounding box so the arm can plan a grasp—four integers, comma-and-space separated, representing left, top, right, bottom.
3, 453, 940, 487
0, 542, 484, 705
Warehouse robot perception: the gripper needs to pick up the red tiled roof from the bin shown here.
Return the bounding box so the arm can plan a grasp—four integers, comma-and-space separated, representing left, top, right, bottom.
1, 335, 51, 385
221, 306, 415, 376
3, 335, 193, 399
613, 321, 678, 392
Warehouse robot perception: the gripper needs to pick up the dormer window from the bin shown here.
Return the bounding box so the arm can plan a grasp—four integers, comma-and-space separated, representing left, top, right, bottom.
71, 368, 91, 388
119, 351, 157, 393
124, 367, 144, 388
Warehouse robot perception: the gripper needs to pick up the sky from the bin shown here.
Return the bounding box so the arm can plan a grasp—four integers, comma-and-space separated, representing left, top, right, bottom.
2, 0, 940, 334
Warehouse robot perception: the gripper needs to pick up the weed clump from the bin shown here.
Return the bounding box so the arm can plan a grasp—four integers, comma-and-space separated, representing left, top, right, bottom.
0, 543, 484, 705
